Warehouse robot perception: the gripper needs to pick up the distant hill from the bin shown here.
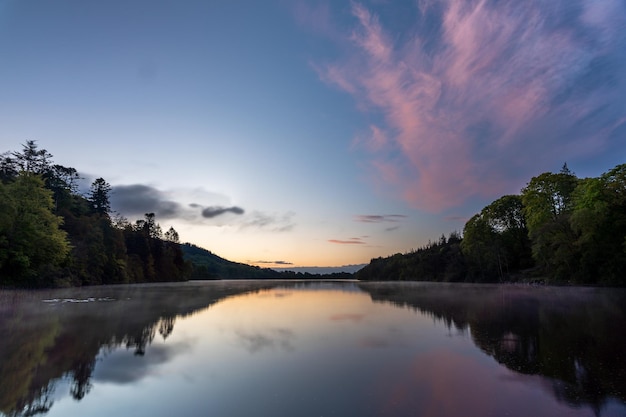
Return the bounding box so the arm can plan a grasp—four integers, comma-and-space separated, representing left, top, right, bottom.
181, 243, 282, 279
273, 264, 366, 274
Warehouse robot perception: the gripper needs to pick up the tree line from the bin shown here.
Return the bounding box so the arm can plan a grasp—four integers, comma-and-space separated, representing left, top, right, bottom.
0, 141, 189, 287
356, 163, 626, 286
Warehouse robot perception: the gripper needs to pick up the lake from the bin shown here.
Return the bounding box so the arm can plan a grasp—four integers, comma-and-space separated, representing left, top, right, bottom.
1, 281, 625, 417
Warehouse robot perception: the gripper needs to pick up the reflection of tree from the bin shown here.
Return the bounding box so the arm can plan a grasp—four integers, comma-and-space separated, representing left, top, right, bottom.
0, 306, 59, 417
126, 323, 157, 356
158, 317, 176, 340
0, 282, 273, 417
359, 283, 626, 414
69, 360, 94, 400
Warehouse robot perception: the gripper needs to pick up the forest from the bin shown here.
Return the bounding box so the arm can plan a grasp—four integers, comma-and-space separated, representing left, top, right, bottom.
2, 142, 625, 287
0, 141, 189, 288
356, 163, 626, 286
0, 142, 351, 288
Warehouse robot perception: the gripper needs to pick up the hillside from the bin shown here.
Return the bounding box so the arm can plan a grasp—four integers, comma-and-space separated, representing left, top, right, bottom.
181, 243, 282, 279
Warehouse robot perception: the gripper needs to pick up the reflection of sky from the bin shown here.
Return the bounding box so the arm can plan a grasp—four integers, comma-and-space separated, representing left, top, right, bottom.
93, 342, 193, 384
44, 286, 623, 417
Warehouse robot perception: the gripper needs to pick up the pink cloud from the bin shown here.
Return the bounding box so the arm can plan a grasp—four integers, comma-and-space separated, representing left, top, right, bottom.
316, 1, 626, 211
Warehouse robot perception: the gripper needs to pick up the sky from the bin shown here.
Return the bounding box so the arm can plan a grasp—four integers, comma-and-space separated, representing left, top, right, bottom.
1, 0, 625, 269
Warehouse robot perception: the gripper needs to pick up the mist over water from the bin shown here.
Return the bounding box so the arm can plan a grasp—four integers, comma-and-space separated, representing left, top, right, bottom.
1, 281, 624, 417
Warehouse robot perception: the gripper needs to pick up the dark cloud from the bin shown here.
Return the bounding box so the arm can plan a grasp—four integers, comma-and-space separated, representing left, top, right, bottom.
110, 184, 185, 220
109, 184, 246, 223
201, 206, 245, 218
355, 214, 407, 223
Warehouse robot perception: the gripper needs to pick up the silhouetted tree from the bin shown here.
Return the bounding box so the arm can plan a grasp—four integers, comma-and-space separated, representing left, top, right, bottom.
89, 178, 112, 216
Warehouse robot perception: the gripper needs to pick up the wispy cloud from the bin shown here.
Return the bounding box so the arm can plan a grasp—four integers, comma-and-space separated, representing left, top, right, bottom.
240, 211, 296, 232
254, 260, 294, 266
355, 214, 407, 223
317, 0, 626, 211
328, 237, 367, 245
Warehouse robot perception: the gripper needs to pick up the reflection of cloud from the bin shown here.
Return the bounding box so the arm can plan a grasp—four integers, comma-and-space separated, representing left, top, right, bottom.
93, 342, 191, 384
358, 336, 390, 348
329, 313, 366, 323
234, 328, 295, 354
318, 1, 626, 211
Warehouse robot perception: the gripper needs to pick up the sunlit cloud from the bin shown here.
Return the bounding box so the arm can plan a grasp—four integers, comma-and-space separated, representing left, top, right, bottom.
318, 0, 626, 211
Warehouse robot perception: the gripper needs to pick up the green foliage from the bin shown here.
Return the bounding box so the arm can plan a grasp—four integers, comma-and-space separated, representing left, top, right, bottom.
0, 173, 70, 286
356, 232, 466, 282
569, 164, 626, 284
0, 142, 189, 287
521, 169, 579, 281
359, 162, 626, 286
462, 195, 532, 281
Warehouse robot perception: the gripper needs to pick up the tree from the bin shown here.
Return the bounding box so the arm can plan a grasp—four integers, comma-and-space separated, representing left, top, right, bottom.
521, 170, 579, 280
461, 195, 532, 281
0, 173, 70, 286
139, 213, 162, 239
569, 164, 626, 284
89, 178, 112, 216
462, 213, 500, 281
164, 227, 179, 243
11, 140, 53, 174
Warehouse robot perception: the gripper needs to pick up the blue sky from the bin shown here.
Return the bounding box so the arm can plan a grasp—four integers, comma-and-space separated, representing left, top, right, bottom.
1, 0, 625, 268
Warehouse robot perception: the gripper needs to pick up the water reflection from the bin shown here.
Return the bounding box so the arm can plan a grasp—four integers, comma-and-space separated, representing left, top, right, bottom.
0, 281, 624, 417
359, 282, 626, 415
0, 281, 274, 416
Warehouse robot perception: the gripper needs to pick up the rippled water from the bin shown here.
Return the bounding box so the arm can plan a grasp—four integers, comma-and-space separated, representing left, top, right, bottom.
1, 281, 624, 417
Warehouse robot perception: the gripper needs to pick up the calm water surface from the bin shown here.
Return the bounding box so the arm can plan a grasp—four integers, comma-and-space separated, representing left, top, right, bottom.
1, 281, 624, 417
